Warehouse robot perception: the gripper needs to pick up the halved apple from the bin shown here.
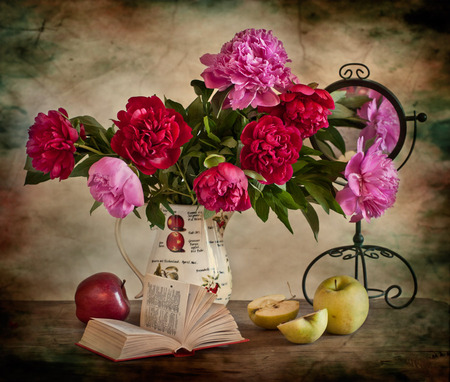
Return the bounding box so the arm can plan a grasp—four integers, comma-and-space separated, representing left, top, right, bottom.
247, 294, 300, 329
277, 308, 328, 344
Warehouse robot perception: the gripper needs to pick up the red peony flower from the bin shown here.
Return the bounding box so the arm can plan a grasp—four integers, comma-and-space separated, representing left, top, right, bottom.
111, 96, 193, 175
259, 84, 334, 140
26, 108, 79, 181
240, 115, 302, 185
193, 162, 251, 212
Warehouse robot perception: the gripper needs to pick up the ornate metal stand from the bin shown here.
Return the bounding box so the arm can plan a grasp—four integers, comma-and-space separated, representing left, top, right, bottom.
305, 63, 427, 309
302, 221, 418, 309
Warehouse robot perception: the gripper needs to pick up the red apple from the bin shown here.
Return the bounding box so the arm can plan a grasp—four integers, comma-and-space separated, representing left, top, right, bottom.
74, 272, 131, 324
166, 232, 185, 252
167, 214, 185, 231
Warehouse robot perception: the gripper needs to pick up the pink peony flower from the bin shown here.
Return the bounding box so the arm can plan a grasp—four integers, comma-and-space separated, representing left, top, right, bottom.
26, 108, 79, 181
200, 28, 295, 110
240, 115, 302, 185
358, 90, 400, 153
193, 162, 251, 212
259, 84, 334, 140
336, 137, 399, 223
111, 96, 192, 175
88, 157, 144, 218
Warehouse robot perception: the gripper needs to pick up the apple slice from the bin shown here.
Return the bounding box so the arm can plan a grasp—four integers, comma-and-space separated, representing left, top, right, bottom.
277, 308, 328, 344
247, 294, 300, 329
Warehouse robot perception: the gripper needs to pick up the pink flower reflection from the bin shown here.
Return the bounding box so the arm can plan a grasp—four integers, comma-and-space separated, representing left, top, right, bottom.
358, 90, 400, 153
336, 137, 399, 223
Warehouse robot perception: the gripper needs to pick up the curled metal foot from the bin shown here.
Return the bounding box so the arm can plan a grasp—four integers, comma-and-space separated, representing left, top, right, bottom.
302, 244, 418, 309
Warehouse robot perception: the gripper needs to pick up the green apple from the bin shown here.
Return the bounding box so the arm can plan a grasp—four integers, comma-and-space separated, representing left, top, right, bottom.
247, 294, 300, 329
277, 308, 328, 344
313, 275, 369, 335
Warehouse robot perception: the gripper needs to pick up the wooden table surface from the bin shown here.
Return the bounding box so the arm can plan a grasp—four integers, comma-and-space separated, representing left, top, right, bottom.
0, 298, 448, 381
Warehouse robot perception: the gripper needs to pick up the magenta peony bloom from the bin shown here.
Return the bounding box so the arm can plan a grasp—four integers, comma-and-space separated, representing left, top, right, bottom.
26, 108, 79, 181
200, 28, 295, 110
259, 84, 334, 140
336, 137, 399, 223
358, 90, 400, 153
111, 96, 192, 175
193, 162, 251, 212
240, 115, 302, 185
88, 157, 144, 218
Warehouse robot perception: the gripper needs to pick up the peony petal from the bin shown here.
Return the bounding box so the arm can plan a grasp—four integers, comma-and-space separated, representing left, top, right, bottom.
122, 176, 145, 207
336, 187, 358, 216
251, 90, 280, 108
201, 71, 230, 90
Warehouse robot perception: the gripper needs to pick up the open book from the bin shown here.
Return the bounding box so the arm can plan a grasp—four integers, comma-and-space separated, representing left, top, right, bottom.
76, 274, 247, 361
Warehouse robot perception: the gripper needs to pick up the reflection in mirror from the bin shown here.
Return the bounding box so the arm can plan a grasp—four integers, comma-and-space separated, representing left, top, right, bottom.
314, 86, 401, 162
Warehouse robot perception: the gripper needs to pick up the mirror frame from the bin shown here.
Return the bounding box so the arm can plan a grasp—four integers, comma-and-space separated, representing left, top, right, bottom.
310, 65, 408, 162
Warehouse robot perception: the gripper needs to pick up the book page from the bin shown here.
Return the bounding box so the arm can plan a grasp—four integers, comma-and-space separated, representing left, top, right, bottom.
183, 284, 216, 336
183, 304, 245, 349
77, 318, 181, 361
140, 274, 190, 341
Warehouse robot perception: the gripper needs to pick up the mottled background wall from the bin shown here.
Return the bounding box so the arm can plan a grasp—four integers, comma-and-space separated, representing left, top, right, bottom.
1, 0, 449, 303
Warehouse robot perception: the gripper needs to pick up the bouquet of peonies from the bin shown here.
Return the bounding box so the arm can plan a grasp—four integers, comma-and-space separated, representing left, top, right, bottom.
24, 29, 398, 237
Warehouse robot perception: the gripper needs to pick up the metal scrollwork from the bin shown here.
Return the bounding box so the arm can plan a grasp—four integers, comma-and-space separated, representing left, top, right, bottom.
304, 63, 422, 310
339, 63, 370, 80
302, 222, 418, 309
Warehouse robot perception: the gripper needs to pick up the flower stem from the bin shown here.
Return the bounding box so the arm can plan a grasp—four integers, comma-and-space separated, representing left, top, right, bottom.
75, 144, 105, 156
165, 188, 193, 199
176, 162, 196, 204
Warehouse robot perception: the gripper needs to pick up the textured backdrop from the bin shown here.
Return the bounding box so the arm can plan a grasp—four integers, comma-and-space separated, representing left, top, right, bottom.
1, 0, 449, 303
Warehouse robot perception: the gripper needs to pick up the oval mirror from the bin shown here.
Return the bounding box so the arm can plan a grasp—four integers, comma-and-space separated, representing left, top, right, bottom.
310, 64, 407, 163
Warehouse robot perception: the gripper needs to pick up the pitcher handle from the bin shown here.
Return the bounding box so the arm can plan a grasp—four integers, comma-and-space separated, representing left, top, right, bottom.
114, 218, 145, 299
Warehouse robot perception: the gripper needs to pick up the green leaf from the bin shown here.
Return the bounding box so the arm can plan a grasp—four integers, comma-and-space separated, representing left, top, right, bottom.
211, 85, 233, 117
311, 138, 338, 159
204, 154, 225, 168
89, 200, 102, 215
146, 202, 165, 230
328, 117, 366, 129
24, 169, 50, 185
220, 136, 237, 148
339, 95, 371, 110
302, 181, 331, 213
315, 126, 346, 156
263, 190, 293, 234
302, 202, 319, 241
330, 90, 347, 104
186, 96, 204, 127
160, 201, 174, 216
272, 203, 293, 234
203, 116, 221, 143
299, 145, 323, 156
328, 103, 354, 119
190, 79, 214, 102
203, 208, 216, 219
72, 115, 105, 136
291, 160, 310, 175
219, 147, 233, 156
132, 208, 142, 219
274, 188, 300, 210
286, 181, 308, 210
23, 155, 34, 172
164, 98, 187, 119
254, 196, 270, 222
69, 154, 103, 178
191, 80, 207, 96
243, 169, 266, 182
